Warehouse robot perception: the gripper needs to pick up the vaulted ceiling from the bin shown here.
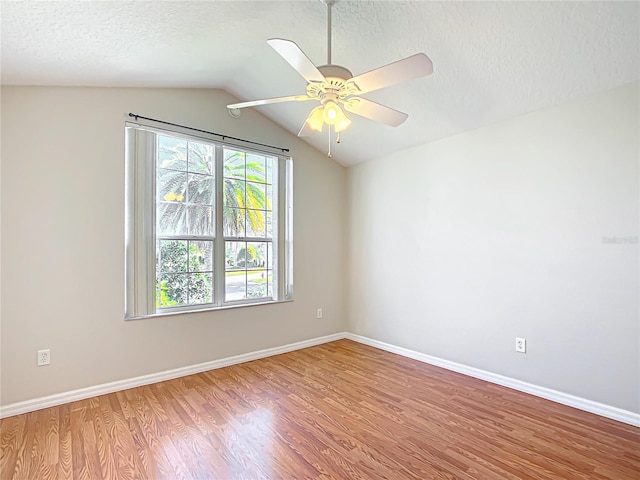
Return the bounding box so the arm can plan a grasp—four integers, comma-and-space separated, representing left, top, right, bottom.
2, 1, 638, 166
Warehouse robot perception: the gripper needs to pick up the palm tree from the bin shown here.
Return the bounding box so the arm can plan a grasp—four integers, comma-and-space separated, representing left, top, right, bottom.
156, 138, 215, 236
156, 139, 271, 237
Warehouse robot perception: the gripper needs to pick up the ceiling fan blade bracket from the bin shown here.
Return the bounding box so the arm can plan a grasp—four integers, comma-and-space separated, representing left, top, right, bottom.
342, 82, 361, 97
341, 97, 361, 110
306, 82, 325, 99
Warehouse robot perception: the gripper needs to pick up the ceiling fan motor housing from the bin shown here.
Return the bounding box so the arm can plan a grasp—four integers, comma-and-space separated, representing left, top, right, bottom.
318, 64, 352, 80
308, 64, 359, 103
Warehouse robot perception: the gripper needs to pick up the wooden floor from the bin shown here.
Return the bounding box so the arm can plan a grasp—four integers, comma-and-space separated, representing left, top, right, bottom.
1, 340, 638, 479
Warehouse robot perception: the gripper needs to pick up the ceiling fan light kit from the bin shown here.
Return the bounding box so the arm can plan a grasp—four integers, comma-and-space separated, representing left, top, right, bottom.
227, 0, 433, 155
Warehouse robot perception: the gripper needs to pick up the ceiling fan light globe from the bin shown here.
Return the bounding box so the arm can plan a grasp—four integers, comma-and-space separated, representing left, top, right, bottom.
323, 101, 342, 125
323, 101, 351, 132
306, 106, 325, 132
335, 114, 352, 133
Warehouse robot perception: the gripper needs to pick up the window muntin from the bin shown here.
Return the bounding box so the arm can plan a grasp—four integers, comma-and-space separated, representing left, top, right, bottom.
125, 124, 292, 319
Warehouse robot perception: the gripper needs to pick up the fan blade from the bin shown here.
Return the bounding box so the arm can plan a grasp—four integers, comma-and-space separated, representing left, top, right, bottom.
227, 95, 312, 109
267, 38, 326, 84
346, 53, 433, 95
343, 98, 408, 127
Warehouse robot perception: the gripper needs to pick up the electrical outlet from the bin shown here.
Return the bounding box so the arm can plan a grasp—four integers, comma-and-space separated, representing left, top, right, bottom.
317, 308, 323, 319
515, 338, 526, 353
37, 349, 51, 366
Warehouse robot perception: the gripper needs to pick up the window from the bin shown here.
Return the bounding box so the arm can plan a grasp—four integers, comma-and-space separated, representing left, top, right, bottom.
125, 123, 293, 318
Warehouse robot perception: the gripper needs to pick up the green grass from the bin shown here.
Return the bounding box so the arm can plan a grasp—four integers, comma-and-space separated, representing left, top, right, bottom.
225, 270, 246, 277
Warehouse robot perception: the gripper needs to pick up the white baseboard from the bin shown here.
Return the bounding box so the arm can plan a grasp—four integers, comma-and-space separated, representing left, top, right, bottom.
344, 333, 640, 427
0, 332, 346, 419
3, 331, 638, 428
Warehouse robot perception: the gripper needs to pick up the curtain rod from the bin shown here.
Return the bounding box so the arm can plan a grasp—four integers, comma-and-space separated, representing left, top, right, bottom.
127, 113, 290, 153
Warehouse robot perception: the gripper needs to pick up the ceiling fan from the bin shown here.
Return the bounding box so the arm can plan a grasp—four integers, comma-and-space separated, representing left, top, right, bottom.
227, 0, 433, 148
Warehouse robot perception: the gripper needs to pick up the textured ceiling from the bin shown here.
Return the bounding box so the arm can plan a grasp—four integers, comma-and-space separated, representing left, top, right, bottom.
2, 1, 639, 166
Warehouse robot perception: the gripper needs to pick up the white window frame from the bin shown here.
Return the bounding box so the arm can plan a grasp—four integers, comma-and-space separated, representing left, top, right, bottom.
125, 122, 293, 319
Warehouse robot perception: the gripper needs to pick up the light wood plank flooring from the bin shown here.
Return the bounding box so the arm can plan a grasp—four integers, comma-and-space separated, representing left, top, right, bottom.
1, 339, 638, 479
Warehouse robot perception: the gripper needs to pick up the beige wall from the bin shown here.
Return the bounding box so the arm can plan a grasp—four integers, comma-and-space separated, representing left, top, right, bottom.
3, 82, 638, 415
347, 82, 640, 413
0, 86, 347, 405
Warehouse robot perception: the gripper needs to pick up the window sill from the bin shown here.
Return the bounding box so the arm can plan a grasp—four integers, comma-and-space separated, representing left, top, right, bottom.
125, 298, 294, 321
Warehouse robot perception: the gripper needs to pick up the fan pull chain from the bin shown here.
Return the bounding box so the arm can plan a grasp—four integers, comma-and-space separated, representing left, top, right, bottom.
336, 131, 341, 144
327, 125, 332, 158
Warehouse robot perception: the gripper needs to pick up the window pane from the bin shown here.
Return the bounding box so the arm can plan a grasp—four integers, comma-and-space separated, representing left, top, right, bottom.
224, 150, 245, 179
246, 182, 266, 210
266, 185, 273, 211
246, 153, 266, 183
187, 205, 212, 236
157, 202, 187, 235
264, 270, 273, 298
247, 242, 267, 268
246, 210, 266, 238
237, 243, 261, 268
188, 142, 213, 174
247, 269, 268, 299
157, 273, 188, 307
265, 156, 274, 185
189, 241, 213, 272
158, 240, 188, 273
188, 272, 213, 304
158, 169, 187, 203
225, 241, 244, 271
223, 207, 245, 237
158, 135, 187, 170
188, 173, 213, 205
267, 243, 273, 270
224, 179, 245, 207
266, 212, 273, 239
225, 271, 246, 301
